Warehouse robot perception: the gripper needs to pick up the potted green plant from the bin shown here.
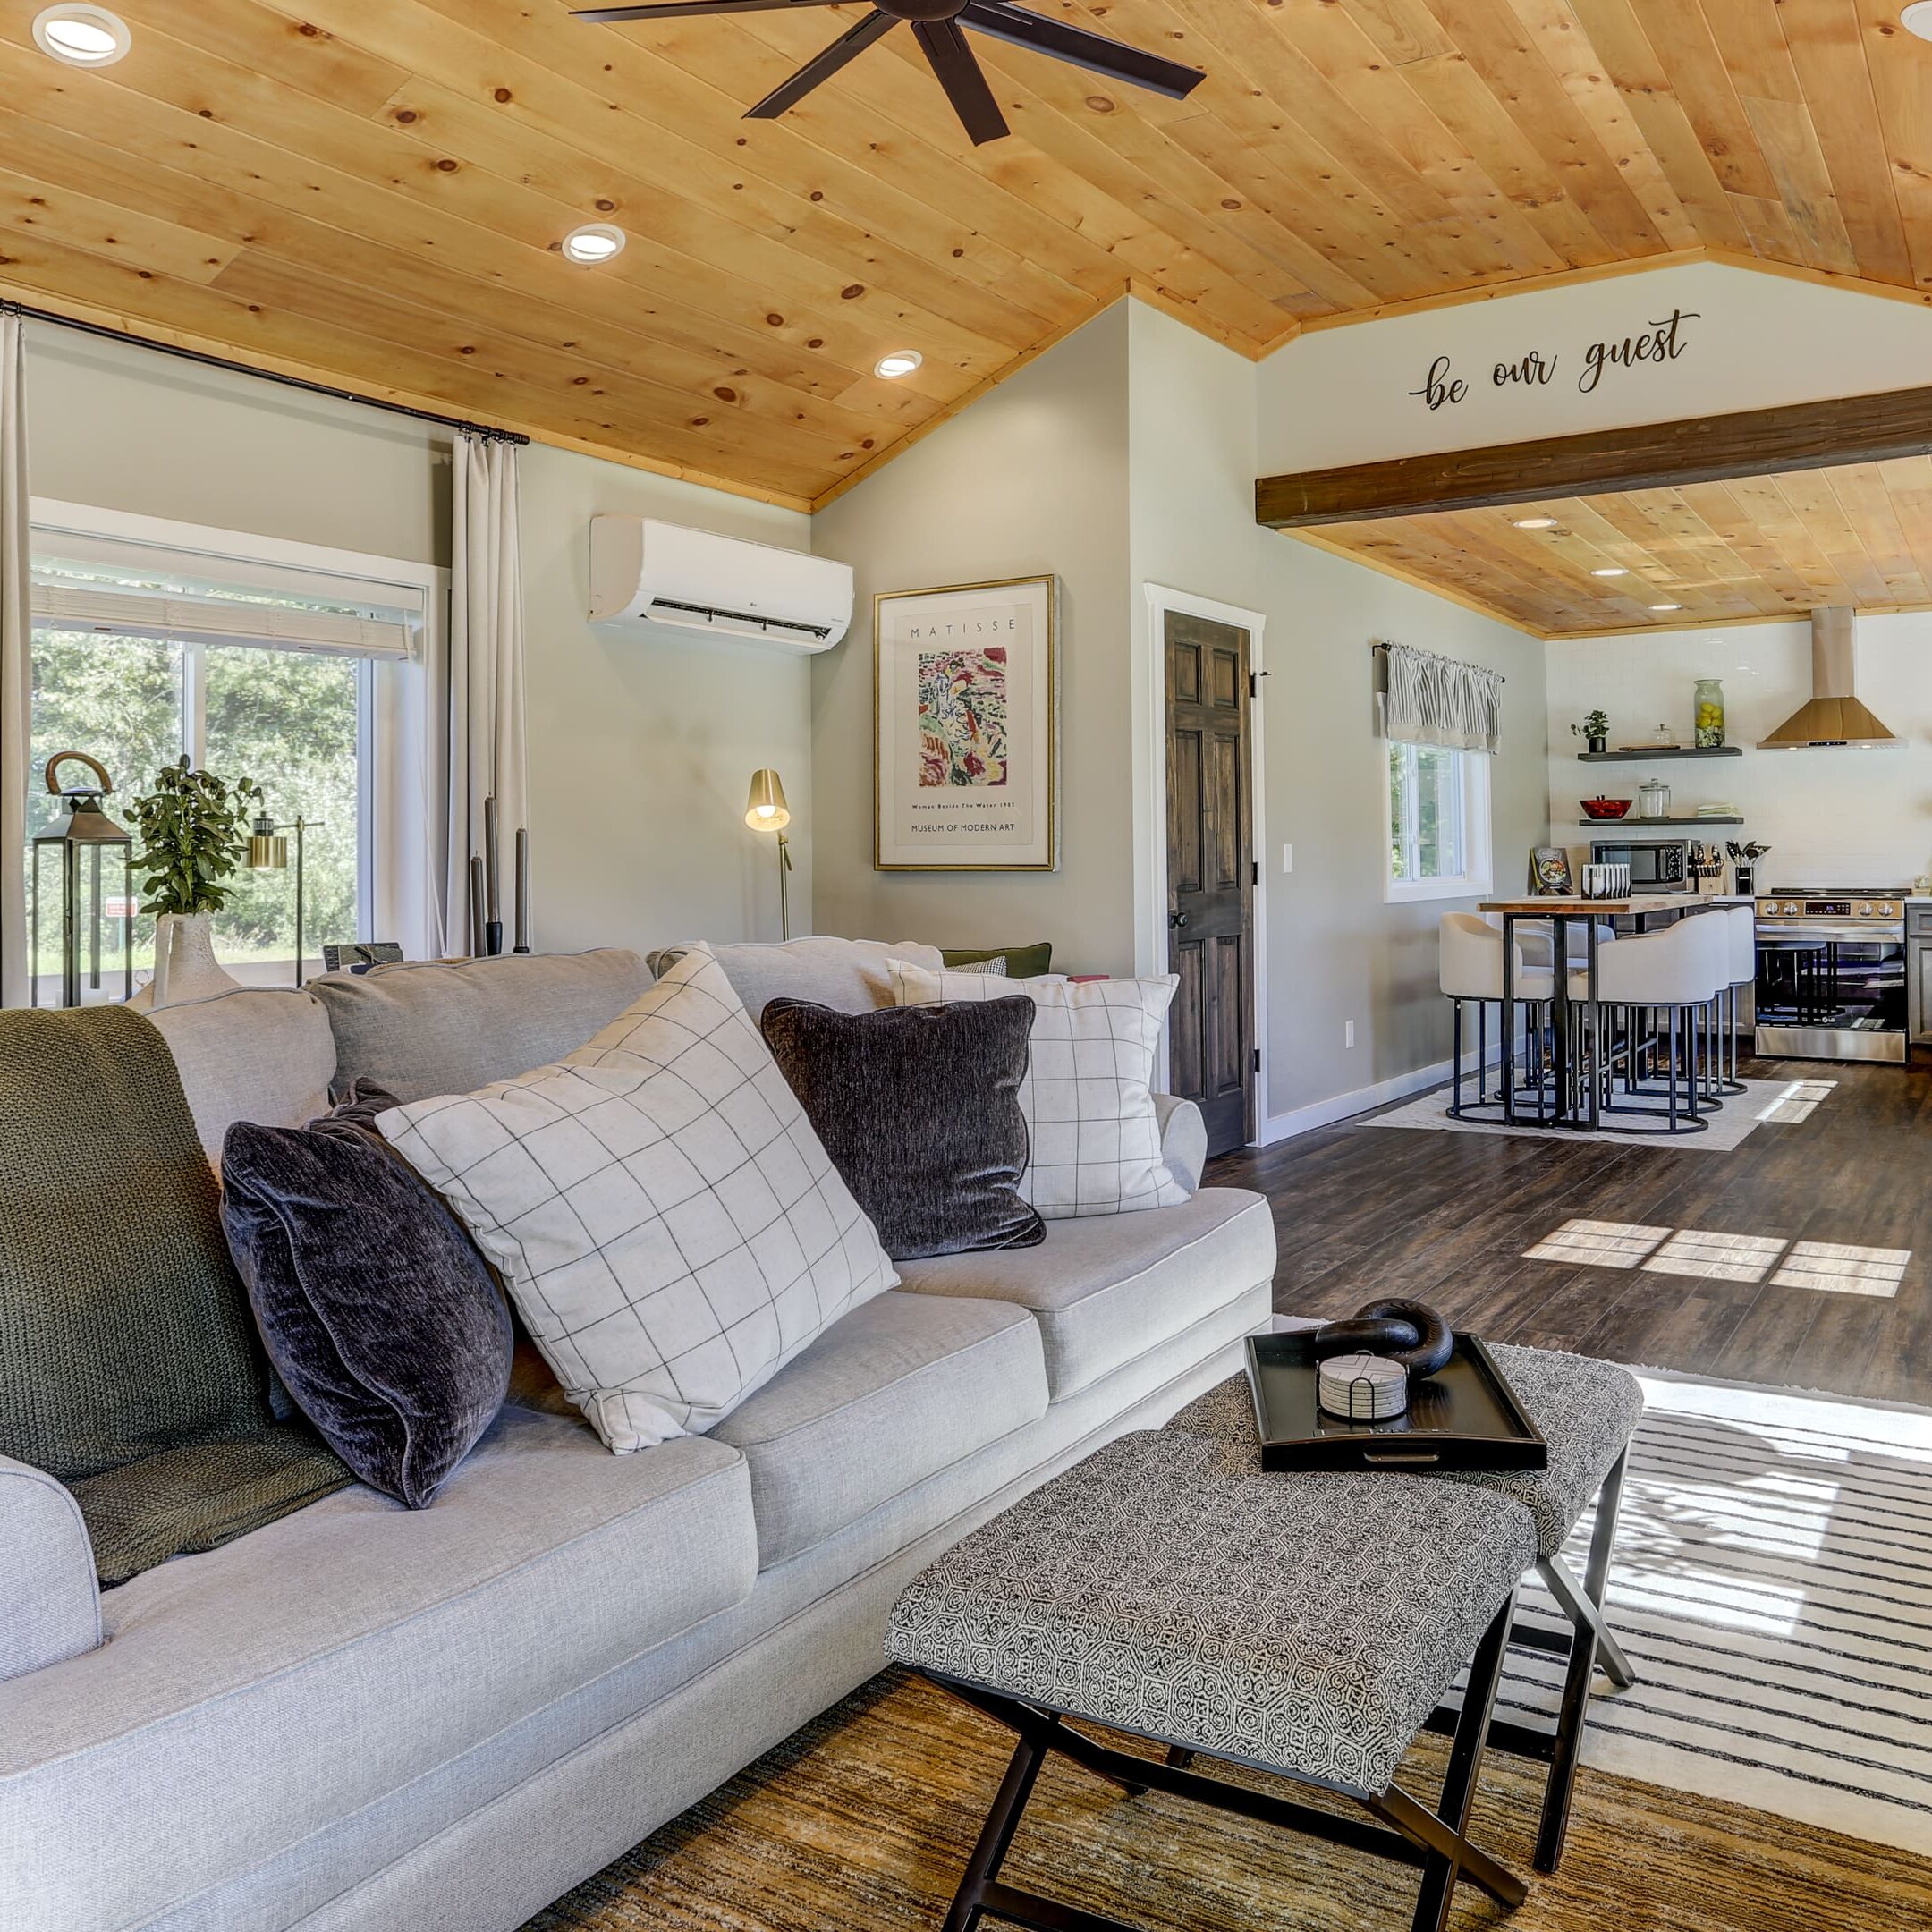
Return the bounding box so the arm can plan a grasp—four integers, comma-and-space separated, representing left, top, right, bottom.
126, 757, 263, 1010
1572, 710, 1609, 755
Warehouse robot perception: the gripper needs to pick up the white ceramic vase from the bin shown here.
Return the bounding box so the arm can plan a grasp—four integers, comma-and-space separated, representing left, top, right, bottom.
129, 911, 243, 1012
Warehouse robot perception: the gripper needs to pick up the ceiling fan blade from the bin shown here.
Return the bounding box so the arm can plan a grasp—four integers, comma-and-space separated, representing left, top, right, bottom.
960, 0, 1205, 99
745, 10, 898, 118
573, 0, 842, 22
911, 19, 1010, 145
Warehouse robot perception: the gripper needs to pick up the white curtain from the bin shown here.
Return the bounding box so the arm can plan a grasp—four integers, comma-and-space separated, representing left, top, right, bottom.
432, 433, 528, 956
1, 313, 29, 1008
1377, 640, 1503, 755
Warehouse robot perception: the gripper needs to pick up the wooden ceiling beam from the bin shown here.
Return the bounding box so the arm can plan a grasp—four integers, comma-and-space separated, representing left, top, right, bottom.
1256, 383, 1932, 529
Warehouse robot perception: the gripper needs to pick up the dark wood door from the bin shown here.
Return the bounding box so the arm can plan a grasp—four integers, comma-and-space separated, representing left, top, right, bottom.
1165, 610, 1255, 1157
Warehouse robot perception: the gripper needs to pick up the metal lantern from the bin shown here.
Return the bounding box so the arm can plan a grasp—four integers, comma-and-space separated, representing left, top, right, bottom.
31, 750, 134, 1008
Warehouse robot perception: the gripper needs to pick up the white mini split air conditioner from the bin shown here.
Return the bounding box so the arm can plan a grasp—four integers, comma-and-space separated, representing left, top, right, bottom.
589, 516, 854, 654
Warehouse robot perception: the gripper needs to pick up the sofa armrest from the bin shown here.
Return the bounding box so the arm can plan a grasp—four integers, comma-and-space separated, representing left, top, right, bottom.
1153, 1092, 1208, 1193
0, 1457, 100, 1683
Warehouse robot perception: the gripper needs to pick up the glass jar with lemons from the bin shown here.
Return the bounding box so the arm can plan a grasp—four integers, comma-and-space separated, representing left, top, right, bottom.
1693, 678, 1725, 749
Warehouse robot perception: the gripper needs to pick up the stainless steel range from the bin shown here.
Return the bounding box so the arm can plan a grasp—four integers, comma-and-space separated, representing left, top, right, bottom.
1755, 889, 1910, 1063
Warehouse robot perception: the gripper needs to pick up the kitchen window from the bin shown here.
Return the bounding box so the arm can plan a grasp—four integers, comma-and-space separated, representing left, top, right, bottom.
26, 504, 438, 996
1385, 739, 1492, 902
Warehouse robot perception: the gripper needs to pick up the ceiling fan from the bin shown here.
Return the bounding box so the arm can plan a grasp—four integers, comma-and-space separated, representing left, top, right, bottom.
572, 0, 1207, 147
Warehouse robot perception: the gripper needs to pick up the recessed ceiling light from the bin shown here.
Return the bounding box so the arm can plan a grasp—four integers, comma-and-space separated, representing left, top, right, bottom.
1903, 1, 1932, 41
1590, 567, 1629, 578
1650, 602, 1683, 613
560, 222, 625, 265
32, 4, 130, 65
1513, 515, 1558, 530
874, 350, 923, 379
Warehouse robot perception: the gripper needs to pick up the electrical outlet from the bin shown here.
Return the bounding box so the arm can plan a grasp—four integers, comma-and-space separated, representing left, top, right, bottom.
1282, 843, 1294, 874
1344, 1020, 1355, 1048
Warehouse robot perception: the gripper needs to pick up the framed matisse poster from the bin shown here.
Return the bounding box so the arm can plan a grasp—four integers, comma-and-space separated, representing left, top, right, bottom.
875, 575, 1057, 871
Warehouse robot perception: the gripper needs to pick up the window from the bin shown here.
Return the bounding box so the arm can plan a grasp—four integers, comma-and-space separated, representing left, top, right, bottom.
24, 504, 437, 1000
1385, 739, 1491, 902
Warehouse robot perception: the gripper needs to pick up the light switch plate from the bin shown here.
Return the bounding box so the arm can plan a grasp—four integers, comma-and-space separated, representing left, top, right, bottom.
1283, 843, 1294, 873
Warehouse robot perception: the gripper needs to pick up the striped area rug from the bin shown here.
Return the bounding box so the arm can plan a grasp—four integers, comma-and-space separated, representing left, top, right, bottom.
1511, 1373, 1932, 1855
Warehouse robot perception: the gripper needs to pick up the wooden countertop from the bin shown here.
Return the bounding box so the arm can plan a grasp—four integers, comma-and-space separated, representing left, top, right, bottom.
1479, 894, 1749, 915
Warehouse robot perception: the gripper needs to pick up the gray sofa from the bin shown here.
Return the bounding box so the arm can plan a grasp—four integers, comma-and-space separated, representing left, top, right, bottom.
0, 940, 1275, 1932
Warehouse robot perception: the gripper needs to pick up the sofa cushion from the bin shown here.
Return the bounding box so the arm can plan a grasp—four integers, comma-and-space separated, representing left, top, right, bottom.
308, 949, 654, 1103
890, 962, 1189, 1219
0, 1408, 756, 1932
221, 1115, 513, 1508
378, 946, 898, 1453
713, 1290, 1047, 1566
943, 941, 1052, 979
146, 986, 336, 1165
894, 1189, 1275, 1399
648, 936, 944, 1021
759, 995, 1044, 1261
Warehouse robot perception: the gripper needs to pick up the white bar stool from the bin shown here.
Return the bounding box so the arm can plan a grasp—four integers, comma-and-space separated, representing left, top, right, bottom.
1719, 903, 1755, 1093
1568, 915, 1722, 1134
1442, 913, 1555, 1120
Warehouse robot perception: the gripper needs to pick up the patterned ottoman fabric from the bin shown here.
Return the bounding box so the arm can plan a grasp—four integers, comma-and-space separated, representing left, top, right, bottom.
1165, 1343, 1644, 1557
886, 1429, 1535, 1796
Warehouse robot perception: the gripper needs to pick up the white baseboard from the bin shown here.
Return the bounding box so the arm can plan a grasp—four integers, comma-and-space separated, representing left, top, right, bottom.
1253, 1055, 1466, 1146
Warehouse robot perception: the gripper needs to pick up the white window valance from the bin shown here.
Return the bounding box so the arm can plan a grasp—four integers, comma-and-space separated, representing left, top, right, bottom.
1377, 640, 1503, 755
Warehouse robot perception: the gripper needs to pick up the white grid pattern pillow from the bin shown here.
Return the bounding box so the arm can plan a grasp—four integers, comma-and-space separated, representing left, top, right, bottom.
889, 963, 1187, 1219
378, 945, 896, 1453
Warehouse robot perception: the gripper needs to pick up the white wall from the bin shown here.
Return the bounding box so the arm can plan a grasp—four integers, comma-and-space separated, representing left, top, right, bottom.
811, 306, 1134, 971
1259, 261, 1932, 473
1546, 616, 1932, 890
21, 321, 819, 962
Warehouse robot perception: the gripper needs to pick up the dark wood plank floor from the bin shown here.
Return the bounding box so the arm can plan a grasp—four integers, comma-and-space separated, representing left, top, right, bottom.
1206, 1054, 1932, 1404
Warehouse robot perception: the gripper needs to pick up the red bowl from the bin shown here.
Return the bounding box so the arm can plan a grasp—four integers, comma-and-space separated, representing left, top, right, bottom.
1580, 797, 1632, 820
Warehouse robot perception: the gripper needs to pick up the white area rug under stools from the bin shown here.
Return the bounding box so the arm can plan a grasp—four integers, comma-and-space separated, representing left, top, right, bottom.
1507, 1374, 1932, 1855
1362, 1076, 1833, 1150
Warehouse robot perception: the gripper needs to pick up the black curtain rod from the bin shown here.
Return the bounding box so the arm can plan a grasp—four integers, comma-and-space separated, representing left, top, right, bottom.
0, 296, 528, 445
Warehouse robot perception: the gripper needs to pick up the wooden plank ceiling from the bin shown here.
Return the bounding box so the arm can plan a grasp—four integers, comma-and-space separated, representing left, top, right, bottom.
4, 0, 1932, 507
1301, 456, 1932, 636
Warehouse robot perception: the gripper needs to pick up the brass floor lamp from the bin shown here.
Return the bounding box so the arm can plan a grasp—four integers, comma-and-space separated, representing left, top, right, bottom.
744, 768, 792, 940
248, 807, 320, 987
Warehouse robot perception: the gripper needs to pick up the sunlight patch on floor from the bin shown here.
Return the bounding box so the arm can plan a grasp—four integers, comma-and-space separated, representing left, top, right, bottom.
1769, 1241, 1911, 1298
1642, 1229, 1788, 1284
1755, 1078, 1837, 1124
1521, 1218, 1672, 1268
1525, 1220, 1909, 1297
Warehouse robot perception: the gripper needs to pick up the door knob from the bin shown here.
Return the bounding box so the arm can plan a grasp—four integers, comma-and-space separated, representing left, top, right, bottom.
1169, 911, 1190, 929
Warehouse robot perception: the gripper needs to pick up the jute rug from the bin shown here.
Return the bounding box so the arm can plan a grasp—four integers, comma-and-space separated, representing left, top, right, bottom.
526, 1670, 1931, 1931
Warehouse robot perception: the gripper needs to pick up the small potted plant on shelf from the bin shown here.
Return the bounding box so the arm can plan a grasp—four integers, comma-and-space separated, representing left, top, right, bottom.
1572, 710, 1609, 755
126, 756, 263, 1011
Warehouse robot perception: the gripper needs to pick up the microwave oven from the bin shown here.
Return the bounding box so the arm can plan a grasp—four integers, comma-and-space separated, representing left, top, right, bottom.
1589, 838, 1689, 891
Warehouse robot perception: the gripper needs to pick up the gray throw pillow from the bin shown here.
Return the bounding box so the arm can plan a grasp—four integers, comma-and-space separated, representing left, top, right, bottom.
220, 1097, 512, 1509
759, 996, 1045, 1262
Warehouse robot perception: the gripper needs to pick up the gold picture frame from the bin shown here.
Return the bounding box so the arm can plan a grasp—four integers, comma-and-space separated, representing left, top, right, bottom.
874, 574, 1058, 871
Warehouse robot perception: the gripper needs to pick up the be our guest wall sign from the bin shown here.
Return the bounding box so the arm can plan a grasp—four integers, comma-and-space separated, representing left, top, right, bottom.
1408, 308, 1699, 412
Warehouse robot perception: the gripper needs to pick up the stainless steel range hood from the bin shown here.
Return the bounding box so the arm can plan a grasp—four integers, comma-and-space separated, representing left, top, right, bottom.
1758, 606, 1899, 748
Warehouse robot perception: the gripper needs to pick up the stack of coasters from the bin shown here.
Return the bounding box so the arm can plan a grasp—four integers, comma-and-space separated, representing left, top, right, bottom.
1317, 1351, 1408, 1421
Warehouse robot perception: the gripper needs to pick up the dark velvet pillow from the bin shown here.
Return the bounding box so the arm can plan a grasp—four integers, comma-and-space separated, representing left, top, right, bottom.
760, 995, 1045, 1261
219, 1102, 512, 1509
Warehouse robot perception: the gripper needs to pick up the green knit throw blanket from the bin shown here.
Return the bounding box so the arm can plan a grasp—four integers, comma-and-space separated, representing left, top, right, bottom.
0, 1004, 346, 1585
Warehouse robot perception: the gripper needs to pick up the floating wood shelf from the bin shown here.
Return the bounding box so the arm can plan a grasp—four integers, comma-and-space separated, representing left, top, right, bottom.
1577, 815, 1744, 827
1577, 747, 1745, 762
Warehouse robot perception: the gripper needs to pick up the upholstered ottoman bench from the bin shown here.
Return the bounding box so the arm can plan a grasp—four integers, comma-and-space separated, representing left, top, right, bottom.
886, 1428, 1538, 1932
1167, 1340, 1645, 1871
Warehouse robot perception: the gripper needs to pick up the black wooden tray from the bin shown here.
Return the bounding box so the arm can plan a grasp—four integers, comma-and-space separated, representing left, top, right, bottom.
1244, 1331, 1547, 1473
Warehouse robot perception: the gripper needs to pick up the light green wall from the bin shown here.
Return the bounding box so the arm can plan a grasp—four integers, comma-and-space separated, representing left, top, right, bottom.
1123, 300, 1547, 1126
810, 306, 1135, 973
24, 328, 449, 566
21, 323, 815, 959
